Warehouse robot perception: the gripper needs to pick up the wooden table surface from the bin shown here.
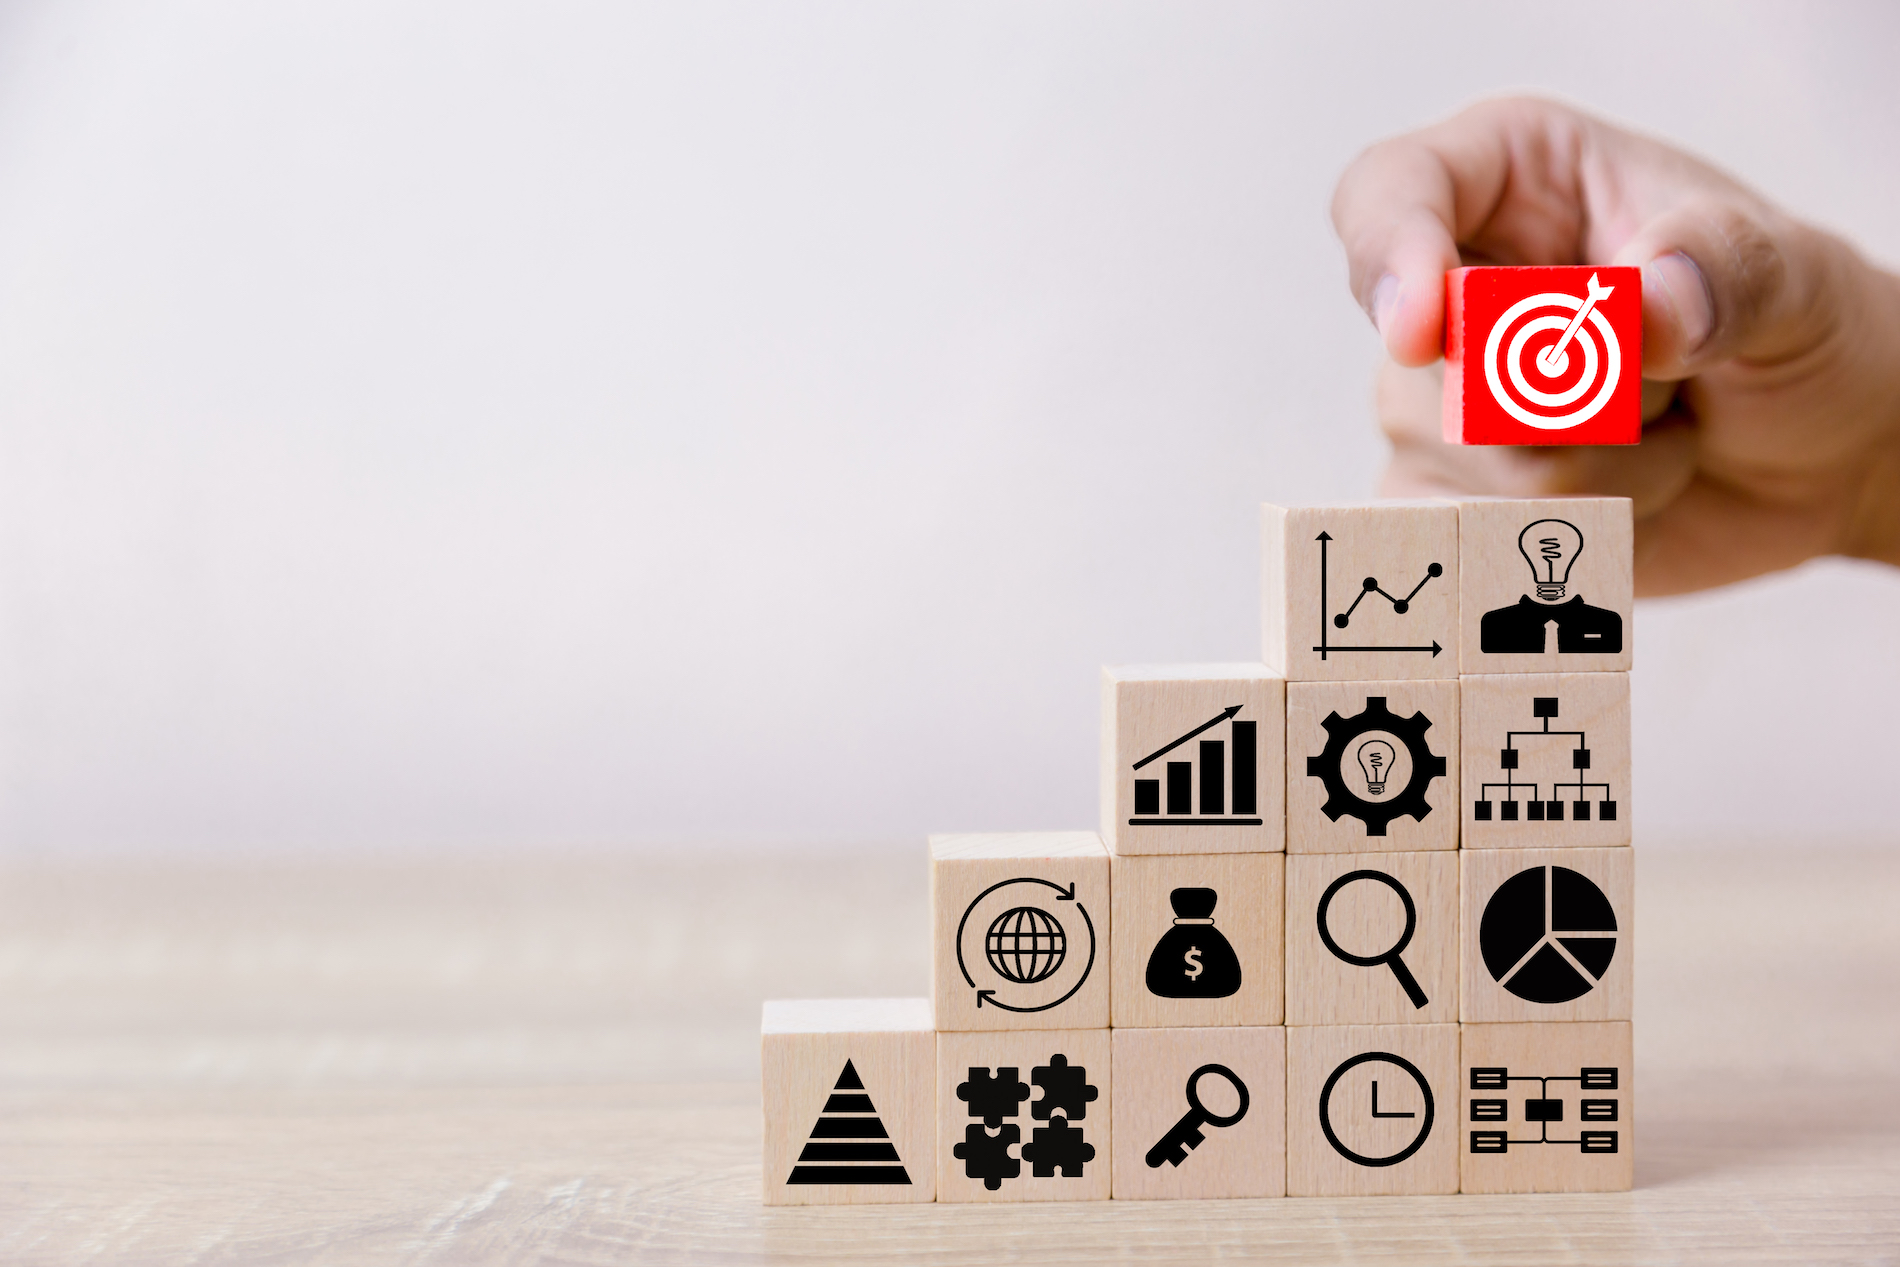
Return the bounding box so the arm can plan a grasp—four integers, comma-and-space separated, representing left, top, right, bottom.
2, 843, 1897, 1265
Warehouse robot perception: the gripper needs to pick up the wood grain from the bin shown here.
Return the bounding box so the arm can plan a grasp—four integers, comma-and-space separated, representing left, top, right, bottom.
1285, 1023, 1461, 1196
936, 1028, 1112, 1203
1285, 851, 1459, 1026
1109, 852, 1283, 1029
1460, 672, 1632, 848
1460, 1021, 1634, 1193
1460, 847, 1633, 1024
1286, 679, 1460, 853
1262, 501, 1460, 683
1452, 497, 1633, 675
1110, 1026, 1285, 1200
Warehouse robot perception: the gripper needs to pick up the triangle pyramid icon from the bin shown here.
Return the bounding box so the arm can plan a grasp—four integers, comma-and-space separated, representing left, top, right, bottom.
786, 1060, 912, 1185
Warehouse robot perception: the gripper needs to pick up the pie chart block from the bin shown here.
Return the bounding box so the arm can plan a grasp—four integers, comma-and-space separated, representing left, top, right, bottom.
1478, 866, 1617, 1004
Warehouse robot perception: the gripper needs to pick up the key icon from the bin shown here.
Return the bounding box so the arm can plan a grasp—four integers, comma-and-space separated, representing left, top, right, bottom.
1145, 1062, 1250, 1168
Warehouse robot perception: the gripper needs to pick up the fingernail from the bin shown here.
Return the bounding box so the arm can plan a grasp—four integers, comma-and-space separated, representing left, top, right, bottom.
1644, 252, 1713, 354
1370, 273, 1401, 338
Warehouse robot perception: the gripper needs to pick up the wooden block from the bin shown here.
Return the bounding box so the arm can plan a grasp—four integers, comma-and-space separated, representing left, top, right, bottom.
1460, 1022, 1634, 1192
1460, 848, 1632, 1024
1110, 852, 1283, 1029
1443, 266, 1642, 446
1454, 497, 1633, 674
1286, 679, 1458, 852
1460, 672, 1631, 848
930, 833, 1109, 1032
1285, 852, 1458, 1026
1285, 1023, 1460, 1195
1100, 664, 1286, 856
937, 1028, 1112, 1202
761, 998, 935, 1205
1261, 502, 1459, 682
1110, 1026, 1286, 1200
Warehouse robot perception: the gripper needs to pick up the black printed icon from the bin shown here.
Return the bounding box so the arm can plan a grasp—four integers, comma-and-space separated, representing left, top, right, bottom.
1145, 887, 1242, 999
1305, 696, 1447, 836
1469, 1065, 1621, 1154
1315, 870, 1429, 1008
1479, 865, 1618, 1004
1147, 1063, 1250, 1168
786, 1060, 912, 1185
956, 877, 1097, 1013
1473, 696, 1616, 823
1318, 1052, 1436, 1167
955, 1055, 1097, 1189
1312, 532, 1445, 659
1129, 706, 1263, 828
1481, 519, 1624, 655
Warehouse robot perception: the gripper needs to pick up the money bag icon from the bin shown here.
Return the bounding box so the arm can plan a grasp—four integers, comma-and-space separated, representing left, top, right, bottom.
1144, 887, 1242, 999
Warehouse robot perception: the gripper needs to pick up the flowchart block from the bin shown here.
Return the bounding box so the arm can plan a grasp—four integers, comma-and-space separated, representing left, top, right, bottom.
1461, 1022, 1634, 1192
1101, 664, 1287, 856
1443, 265, 1642, 447
930, 833, 1110, 1032
761, 998, 936, 1205
937, 1028, 1112, 1202
1287, 679, 1459, 853
1286, 1023, 1460, 1195
1111, 852, 1284, 1029
1262, 502, 1459, 683
1454, 498, 1633, 674
1461, 673, 1631, 848
1461, 848, 1633, 1024
1111, 1026, 1287, 1200
1286, 852, 1458, 1026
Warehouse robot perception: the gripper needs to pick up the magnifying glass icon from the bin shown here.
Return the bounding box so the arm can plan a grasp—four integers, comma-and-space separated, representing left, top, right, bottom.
1316, 870, 1429, 1008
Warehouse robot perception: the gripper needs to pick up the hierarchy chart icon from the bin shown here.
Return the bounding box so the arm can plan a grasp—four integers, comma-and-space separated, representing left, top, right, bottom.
765, 492, 1637, 1206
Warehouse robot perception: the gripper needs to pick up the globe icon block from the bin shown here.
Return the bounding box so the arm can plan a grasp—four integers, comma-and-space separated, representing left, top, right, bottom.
984, 906, 1067, 985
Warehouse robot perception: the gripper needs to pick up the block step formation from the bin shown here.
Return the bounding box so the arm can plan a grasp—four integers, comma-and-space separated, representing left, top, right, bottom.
764, 495, 1635, 1202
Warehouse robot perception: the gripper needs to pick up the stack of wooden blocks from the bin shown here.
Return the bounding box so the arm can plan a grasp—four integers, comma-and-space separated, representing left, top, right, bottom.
764, 497, 1634, 1204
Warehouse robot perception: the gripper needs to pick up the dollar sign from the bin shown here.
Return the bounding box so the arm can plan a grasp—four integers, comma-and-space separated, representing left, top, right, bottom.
1183, 946, 1203, 980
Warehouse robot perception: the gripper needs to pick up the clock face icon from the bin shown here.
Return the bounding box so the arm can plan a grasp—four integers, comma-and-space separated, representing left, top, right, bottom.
1318, 1051, 1436, 1167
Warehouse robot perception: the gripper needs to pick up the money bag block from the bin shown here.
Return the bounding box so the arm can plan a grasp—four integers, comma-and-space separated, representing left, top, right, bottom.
1461, 1021, 1634, 1193
931, 833, 1110, 1032
1112, 1026, 1287, 1200
937, 1028, 1112, 1202
1461, 847, 1633, 1024
1100, 664, 1286, 856
1286, 1023, 1461, 1195
1443, 265, 1642, 446
1110, 852, 1284, 1029
1262, 502, 1459, 683
761, 998, 936, 1205
1454, 497, 1633, 675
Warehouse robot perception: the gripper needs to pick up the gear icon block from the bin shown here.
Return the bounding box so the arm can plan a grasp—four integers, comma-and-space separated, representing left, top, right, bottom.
1304, 696, 1447, 836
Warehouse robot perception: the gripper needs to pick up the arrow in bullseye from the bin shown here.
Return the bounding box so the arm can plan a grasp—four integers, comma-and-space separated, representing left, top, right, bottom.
1536, 272, 1614, 375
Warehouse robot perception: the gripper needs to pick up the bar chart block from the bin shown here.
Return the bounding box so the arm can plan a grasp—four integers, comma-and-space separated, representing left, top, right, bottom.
1101, 664, 1286, 856
1287, 679, 1459, 854
1262, 501, 1459, 682
931, 832, 1111, 1032
1111, 851, 1283, 1029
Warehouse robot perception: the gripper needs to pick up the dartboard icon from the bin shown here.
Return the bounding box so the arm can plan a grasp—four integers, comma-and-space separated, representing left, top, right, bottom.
1482, 273, 1622, 431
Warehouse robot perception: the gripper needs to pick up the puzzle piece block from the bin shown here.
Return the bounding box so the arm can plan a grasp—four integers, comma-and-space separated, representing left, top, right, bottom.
1022, 1115, 1096, 1177
1443, 266, 1642, 446
938, 1028, 1112, 1202
952, 1123, 1022, 1191
761, 998, 935, 1206
1110, 851, 1284, 1030
958, 1066, 1030, 1126
1031, 1053, 1099, 1121
1461, 1022, 1633, 1192
1453, 497, 1633, 674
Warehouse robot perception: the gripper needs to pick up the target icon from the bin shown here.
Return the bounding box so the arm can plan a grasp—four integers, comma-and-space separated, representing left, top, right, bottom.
1482, 273, 1622, 431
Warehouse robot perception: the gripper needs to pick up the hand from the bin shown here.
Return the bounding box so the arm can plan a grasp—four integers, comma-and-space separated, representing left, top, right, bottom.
1331, 97, 1900, 596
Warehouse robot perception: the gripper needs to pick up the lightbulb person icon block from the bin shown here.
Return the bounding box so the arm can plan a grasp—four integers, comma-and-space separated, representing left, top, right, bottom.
1452, 498, 1634, 674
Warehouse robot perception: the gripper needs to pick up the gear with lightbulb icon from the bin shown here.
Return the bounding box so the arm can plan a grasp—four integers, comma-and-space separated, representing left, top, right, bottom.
1304, 697, 1447, 837
1480, 519, 1624, 655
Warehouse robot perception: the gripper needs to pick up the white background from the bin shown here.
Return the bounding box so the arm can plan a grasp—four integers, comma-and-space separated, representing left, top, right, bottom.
0, 1, 1893, 859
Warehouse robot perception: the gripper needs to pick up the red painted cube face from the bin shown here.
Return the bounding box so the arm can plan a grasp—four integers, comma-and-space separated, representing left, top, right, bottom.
1442, 266, 1642, 446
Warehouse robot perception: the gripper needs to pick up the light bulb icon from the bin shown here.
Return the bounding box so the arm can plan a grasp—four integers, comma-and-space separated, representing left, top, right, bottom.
1519, 519, 1584, 601
1356, 739, 1395, 796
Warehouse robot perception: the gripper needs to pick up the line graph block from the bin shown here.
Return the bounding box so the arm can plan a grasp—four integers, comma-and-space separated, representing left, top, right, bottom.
1460, 849, 1633, 1024
1461, 673, 1630, 849
1460, 1022, 1633, 1192
1262, 502, 1459, 683
1101, 665, 1286, 856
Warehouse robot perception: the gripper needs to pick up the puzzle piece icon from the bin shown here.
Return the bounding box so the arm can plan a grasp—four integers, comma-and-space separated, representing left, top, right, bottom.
952, 1123, 1021, 1190
958, 1066, 1030, 1127
1021, 1115, 1094, 1178
1030, 1054, 1098, 1121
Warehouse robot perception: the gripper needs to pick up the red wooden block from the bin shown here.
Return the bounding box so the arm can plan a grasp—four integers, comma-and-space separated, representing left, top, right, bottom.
1443, 266, 1642, 446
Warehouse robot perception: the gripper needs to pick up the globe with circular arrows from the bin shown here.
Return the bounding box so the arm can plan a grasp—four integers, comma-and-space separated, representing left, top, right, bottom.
985, 906, 1067, 984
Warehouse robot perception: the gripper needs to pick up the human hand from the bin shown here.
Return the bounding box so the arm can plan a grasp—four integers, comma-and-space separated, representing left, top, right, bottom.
1331, 97, 1900, 595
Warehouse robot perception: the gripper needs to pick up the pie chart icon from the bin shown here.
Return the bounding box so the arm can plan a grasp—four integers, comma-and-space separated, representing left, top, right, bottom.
1478, 866, 1617, 1004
